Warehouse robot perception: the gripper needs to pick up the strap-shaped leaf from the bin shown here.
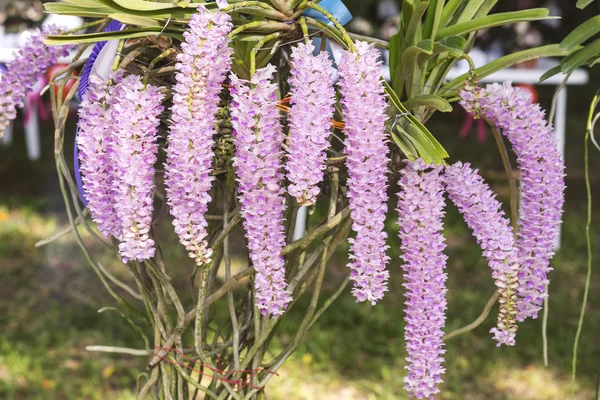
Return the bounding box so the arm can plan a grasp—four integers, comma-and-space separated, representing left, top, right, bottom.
108, 13, 160, 27
539, 65, 562, 83
435, 8, 554, 40
560, 16, 600, 50
45, 3, 115, 18
433, 35, 466, 57
440, 0, 463, 27
403, 94, 453, 112
576, 0, 595, 9
402, 40, 434, 98
423, 0, 444, 40
443, 44, 573, 92
383, 80, 449, 163
560, 39, 600, 74
45, 28, 183, 45
393, 1, 430, 95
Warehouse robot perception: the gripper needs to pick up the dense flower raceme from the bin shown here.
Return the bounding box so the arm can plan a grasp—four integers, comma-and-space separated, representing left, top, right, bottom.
460, 82, 566, 321
444, 162, 519, 346
0, 25, 72, 133
77, 75, 120, 238
337, 41, 391, 305
109, 75, 164, 262
397, 159, 447, 400
286, 42, 336, 206
165, 6, 233, 266
229, 65, 291, 316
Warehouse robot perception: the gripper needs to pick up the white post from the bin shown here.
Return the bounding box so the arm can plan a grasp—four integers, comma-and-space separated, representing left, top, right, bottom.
293, 206, 308, 241
24, 102, 41, 161
552, 88, 567, 250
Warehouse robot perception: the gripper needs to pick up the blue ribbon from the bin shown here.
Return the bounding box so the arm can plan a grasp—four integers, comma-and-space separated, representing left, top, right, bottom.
75, 20, 124, 206
302, 0, 352, 26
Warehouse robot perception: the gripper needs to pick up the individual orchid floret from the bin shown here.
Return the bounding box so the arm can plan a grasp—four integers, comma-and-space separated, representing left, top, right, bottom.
285, 42, 336, 206
77, 75, 120, 238
229, 65, 291, 316
397, 159, 447, 400
444, 162, 519, 346
165, 5, 233, 266
109, 74, 164, 263
460, 82, 566, 321
0, 26, 72, 133
337, 41, 391, 305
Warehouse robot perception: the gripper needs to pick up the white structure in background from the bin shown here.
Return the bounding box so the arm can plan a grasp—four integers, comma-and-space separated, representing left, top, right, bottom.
0, 15, 83, 160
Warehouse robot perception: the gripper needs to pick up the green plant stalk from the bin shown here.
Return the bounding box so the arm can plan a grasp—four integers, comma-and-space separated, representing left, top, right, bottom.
571, 90, 598, 396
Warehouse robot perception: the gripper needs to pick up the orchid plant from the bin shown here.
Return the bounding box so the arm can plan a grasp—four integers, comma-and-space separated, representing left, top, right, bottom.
0, 0, 582, 398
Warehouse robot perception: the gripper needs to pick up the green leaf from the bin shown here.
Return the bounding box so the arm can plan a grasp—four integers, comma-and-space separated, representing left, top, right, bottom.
389, 33, 400, 79
433, 35, 466, 57
539, 65, 561, 83
390, 126, 419, 162
443, 44, 573, 92
440, 0, 463, 27
402, 40, 434, 97
45, 28, 183, 45
423, 0, 444, 40
454, 0, 486, 24
403, 1, 430, 48
403, 94, 453, 112
383, 80, 449, 163
560, 16, 600, 50
393, 1, 430, 94
576, 0, 595, 9
108, 13, 160, 27
560, 39, 600, 74
44, 2, 115, 18
435, 8, 555, 40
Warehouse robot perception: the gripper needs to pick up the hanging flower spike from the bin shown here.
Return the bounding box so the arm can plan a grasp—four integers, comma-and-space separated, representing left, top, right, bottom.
397, 159, 447, 400
461, 82, 566, 321
444, 162, 519, 346
229, 65, 292, 316
337, 41, 391, 305
286, 42, 336, 206
109, 74, 164, 263
77, 75, 120, 238
165, 5, 232, 266
0, 26, 72, 133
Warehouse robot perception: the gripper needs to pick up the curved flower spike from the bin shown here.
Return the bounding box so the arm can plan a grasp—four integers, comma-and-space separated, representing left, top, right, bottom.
229, 65, 291, 316
286, 42, 336, 206
444, 162, 519, 346
109, 74, 164, 263
165, 5, 233, 266
338, 40, 391, 305
397, 159, 447, 400
0, 26, 72, 133
460, 82, 566, 321
77, 75, 120, 239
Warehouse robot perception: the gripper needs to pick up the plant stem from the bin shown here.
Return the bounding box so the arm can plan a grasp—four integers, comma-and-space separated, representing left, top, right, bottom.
571, 91, 598, 396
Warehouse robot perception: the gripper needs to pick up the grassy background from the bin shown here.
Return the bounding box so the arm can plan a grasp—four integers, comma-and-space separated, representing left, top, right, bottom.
1, 80, 599, 399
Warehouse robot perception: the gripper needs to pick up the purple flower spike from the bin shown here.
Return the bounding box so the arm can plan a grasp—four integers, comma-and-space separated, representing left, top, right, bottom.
337, 41, 391, 305
0, 26, 72, 133
460, 82, 566, 321
229, 65, 292, 316
165, 5, 233, 266
77, 75, 120, 239
397, 159, 447, 400
109, 74, 164, 263
444, 162, 519, 346
286, 42, 336, 206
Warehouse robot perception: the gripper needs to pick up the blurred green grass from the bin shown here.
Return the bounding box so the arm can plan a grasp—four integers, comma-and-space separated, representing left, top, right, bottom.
1, 88, 599, 399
